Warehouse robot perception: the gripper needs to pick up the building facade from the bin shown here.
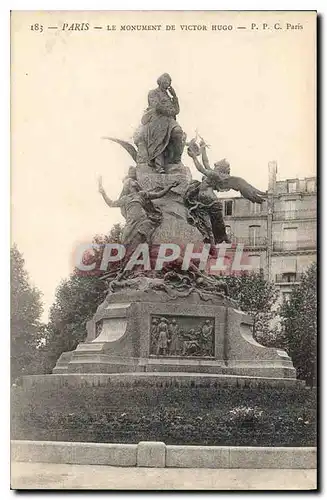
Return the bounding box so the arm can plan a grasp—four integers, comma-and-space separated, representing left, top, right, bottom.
218, 162, 317, 303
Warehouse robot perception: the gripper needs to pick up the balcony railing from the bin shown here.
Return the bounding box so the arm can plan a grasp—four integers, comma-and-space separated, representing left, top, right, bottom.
272, 240, 316, 251
273, 209, 316, 221
275, 273, 304, 284
230, 237, 267, 247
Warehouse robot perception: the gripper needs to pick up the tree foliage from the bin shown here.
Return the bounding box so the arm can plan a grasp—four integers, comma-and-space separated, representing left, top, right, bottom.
42, 224, 122, 373
11, 244, 44, 380
279, 263, 317, 385
224, 271, 280, 345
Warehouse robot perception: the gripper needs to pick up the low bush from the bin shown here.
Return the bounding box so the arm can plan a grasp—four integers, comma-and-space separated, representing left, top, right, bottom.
11, 384, 316, 447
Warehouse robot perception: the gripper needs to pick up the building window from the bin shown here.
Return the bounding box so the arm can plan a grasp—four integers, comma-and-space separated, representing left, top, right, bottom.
284, 200, 297, 211
225, 225, 232, 238
287, 181, 297, 193
283, 227, 297, 250
224, 200, 233, 216
306, 180, 316, 193
282, 272, 296, 283
284, 199, 297, 219
251, 202, 261, 214
282, 292, 292, 304
249, 254, 261, 271
249, 225, 260, 246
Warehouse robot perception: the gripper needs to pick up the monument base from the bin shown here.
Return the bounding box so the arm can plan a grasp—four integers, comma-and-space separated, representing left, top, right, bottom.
21, 372, 304, 391
50, 289, 297, 385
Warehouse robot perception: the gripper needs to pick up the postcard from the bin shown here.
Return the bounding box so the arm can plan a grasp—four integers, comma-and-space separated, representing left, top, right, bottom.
11, 10, 317, 491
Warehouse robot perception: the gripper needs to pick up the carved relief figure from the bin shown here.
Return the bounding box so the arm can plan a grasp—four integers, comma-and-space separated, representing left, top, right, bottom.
201, 319, 214, 356
150, 317, 159, 353
150, 315, 215, 357
169, 318, 180, 355
182, 328, 201, 356
156, 317, 170, 356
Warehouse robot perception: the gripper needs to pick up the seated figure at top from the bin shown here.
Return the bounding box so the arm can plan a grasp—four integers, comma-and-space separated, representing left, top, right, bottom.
134, 73, 185, 173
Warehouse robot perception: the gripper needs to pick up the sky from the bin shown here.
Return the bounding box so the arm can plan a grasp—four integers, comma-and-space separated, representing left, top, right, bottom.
11, 11, 316, 320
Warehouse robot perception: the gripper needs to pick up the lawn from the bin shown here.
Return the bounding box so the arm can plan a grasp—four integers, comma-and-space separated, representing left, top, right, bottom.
11, 384, 316, 447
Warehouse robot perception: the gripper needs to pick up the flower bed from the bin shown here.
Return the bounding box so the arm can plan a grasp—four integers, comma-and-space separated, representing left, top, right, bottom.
11, 385, 316, 447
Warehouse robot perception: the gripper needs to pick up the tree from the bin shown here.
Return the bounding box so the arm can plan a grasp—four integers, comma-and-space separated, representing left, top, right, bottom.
224, 271, 280, 346
42, 224, 123, 373
279, 263, 317, 385
11, 244, 44, 380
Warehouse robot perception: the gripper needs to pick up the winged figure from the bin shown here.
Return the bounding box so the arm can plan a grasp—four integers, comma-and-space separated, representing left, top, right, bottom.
185, 139, 267, 246
102, 137, 138, 162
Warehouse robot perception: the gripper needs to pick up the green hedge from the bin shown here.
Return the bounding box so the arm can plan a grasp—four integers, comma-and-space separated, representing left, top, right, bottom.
11, 385, 316, 447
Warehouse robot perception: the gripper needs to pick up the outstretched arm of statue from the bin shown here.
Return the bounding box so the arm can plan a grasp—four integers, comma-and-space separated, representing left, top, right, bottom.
187, 147, 209, 177
220, 176, 267, 204
148, 181, 180, 200
199, 139, 212, 170
98, 176, 121, 207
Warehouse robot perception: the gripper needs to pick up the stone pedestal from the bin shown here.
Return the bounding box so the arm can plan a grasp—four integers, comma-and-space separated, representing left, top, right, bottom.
137, 162, 203, 244
53, 289, 296, 381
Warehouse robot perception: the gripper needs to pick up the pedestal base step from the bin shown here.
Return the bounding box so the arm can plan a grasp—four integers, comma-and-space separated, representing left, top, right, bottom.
21, 372, 304, 391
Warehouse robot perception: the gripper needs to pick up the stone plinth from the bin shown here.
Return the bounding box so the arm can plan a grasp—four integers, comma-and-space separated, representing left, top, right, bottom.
53, 288, 296, 383
136, 162, 203, 244
137, 441, 166, 467
11, 440, 316, 469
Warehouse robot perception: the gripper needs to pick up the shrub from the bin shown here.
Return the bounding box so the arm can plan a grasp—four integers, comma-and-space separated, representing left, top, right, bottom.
11, 384, 316, 447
